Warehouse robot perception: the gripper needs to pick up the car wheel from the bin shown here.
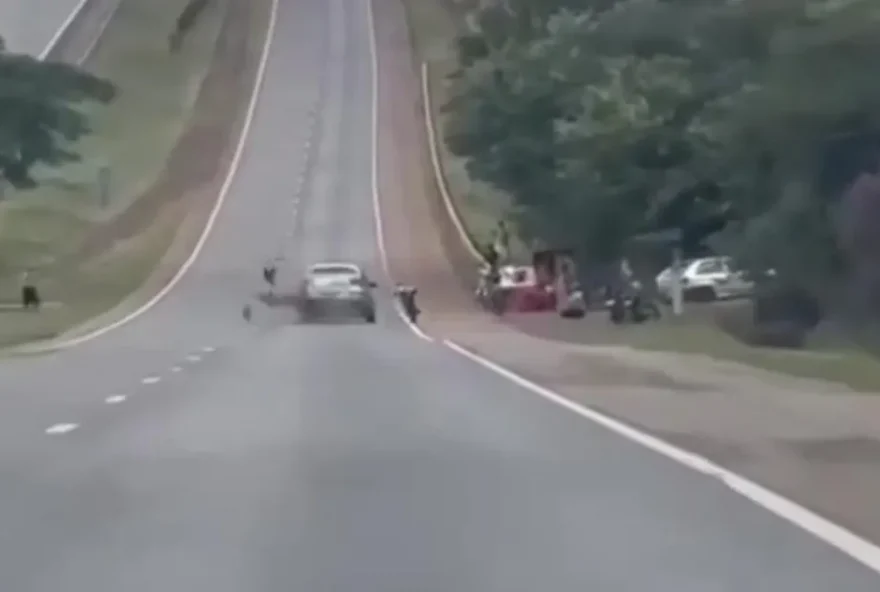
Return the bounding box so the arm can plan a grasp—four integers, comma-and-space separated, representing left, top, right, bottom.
364, 312, 376, 323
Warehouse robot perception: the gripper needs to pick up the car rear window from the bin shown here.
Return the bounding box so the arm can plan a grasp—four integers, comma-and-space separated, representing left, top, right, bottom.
694, 259, 724, 274
309, 265, 359, 276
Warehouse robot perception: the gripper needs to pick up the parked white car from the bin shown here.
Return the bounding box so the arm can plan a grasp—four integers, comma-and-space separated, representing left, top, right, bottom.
655, 256, 758, 302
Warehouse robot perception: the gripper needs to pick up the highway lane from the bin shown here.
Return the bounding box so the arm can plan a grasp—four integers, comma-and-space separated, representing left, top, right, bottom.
0, 0, 82, 54
0, 0, 878, 588
0, 0, 333, 439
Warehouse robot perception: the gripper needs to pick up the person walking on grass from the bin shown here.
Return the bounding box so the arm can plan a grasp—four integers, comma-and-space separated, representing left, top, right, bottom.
20, 269, 40, 310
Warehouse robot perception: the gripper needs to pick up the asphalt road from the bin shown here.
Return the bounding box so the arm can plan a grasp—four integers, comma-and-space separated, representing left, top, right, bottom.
0, 0, 83, 54
0, 0, 878, 589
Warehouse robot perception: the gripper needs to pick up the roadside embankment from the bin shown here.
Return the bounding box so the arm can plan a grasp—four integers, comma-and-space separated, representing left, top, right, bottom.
0, 0, 272, 348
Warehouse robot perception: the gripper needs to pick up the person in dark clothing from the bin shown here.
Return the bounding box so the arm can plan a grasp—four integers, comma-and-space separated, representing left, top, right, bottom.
169, 0, 210, 52
262, 264, 277, 287
394, 284, 420, 324
484, 242, 499, 269
20, 269, 40, 310
608, 290, 626, 324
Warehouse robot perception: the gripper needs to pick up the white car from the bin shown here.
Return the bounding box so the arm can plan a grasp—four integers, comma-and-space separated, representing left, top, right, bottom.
297, 262, 377, 323
655, 256, 757, 302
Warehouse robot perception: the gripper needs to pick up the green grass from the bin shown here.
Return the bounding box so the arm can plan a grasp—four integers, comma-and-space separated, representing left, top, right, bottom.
0, 0, 233, 347
559, 310, 880, 392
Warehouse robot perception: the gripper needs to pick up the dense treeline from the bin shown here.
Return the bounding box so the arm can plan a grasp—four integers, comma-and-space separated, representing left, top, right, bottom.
442, 0, 880, 317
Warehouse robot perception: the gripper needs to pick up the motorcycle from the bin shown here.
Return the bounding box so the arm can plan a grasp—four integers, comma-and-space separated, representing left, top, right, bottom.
395, 285, 420, 324
608, 285, 661, 325
474, 266, 507, 315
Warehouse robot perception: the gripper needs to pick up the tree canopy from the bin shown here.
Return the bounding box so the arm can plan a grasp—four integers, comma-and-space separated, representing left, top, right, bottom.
0, 37, 115, 189
442, 0, 880, 309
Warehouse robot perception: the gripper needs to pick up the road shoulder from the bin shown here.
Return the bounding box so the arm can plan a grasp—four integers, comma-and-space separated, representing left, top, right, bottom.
371, 0, 880, 546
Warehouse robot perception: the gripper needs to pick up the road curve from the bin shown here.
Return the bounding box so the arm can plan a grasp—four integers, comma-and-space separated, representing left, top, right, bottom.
0, 0, 83, 55
0, 0, 877, 589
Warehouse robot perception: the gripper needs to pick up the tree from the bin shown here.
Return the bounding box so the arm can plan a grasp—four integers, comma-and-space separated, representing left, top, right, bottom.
442, 0, 880, 307
0, 37, 115, 189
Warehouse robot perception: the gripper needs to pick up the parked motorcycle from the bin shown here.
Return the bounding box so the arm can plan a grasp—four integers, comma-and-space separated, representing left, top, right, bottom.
608, 283, 661, 325
474, 266, 507, 315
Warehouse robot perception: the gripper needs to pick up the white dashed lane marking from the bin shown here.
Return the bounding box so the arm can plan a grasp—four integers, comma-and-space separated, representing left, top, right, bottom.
46, 423, 78, 435
42, 343, 222, 436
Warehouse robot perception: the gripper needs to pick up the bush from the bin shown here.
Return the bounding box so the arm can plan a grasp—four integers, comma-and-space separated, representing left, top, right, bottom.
714, 300, 807, 349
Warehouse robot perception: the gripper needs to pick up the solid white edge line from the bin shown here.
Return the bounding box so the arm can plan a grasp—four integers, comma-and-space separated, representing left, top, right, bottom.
419, 61, 484, 263
419, 21, 880, 572
442, 338, 880, 573
73, 0, 119, 64
29, 0, 280, 352
383, 1, 880, 571
39, 0, 91, 59
366, 0, 432, 343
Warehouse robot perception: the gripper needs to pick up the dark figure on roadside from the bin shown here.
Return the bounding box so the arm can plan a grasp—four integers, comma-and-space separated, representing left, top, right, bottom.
169, 0, 210, 52
494, 220, 510, 262
395, 284, 420, 324
628, 281, 661, 323
484, 242, 499, 271
629, 293, 648, 323
484, 242, 503, 287
262, 264, 277, 288
608, 291, 626, 324
20, 269, 40, 310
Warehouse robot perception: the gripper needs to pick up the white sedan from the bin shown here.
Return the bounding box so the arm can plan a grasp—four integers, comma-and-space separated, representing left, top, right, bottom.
655, 256, 758, 302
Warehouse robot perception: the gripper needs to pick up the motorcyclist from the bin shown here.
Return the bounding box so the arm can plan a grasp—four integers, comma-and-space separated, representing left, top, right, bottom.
394, 283, 420, 324
628, 280, 661, 322
475, 242, 501, 301
262, 263, 277, 287
608, 289, 626, 324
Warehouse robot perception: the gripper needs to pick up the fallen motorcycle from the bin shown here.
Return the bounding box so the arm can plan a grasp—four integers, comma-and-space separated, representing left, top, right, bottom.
608, 292, 661, 324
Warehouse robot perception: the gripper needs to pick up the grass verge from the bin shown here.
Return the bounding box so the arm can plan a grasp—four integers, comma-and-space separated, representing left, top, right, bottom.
400, 0, 880, 391
516, 307, 880, 391
0, 0, 268, 348
400, 0, 527, 261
